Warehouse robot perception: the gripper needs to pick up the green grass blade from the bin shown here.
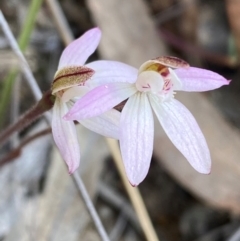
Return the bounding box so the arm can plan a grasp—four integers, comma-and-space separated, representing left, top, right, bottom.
0, 0, 43, 127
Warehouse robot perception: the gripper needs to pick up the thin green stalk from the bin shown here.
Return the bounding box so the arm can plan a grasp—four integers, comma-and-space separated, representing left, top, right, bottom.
18, 0, 44, 51
0, 0, 43, 127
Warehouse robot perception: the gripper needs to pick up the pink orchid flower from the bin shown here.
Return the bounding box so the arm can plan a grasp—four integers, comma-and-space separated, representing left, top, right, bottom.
64, 56, 230, 186
52, 28, 125, 174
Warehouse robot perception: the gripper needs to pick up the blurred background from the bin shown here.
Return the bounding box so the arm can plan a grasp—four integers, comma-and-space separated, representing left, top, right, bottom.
1, 0, 240, 240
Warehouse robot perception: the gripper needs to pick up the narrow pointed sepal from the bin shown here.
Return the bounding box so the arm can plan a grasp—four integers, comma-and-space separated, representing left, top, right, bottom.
52, 98, 80, 173
120, 93, 154, 186
174, 67, 230, 91
58, 28, 101, 69
150, 96, 211, 174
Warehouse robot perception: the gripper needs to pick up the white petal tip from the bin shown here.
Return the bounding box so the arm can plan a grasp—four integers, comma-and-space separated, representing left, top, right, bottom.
68, 165, 79, 175
129, 182, 138, 187
128, 176, 144, 187
200, 168, 211, 175
194, 165, 211, 175
221, 79, 231, 86
90, 27, 102, 37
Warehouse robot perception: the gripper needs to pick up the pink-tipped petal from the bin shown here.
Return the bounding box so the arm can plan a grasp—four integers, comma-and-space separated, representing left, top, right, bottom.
150, 97, 211, 174
65, 82, 137, 121
86, 60, 138, 87
79, 109, 120, 139
52, 98, 80, 174
174, 67, 230, 91
120, 93, 154, 186
58, 28, 101, 69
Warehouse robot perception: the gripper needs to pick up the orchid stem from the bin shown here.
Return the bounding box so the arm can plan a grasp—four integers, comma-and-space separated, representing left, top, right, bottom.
0, 90, 54, 147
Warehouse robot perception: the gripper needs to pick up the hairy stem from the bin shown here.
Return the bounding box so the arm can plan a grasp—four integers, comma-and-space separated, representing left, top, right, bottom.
0, 90, 55, 147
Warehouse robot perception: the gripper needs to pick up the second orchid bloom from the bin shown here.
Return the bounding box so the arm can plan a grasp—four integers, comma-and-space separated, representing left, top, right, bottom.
64, 52, 229, 186
51, 28, 123, 174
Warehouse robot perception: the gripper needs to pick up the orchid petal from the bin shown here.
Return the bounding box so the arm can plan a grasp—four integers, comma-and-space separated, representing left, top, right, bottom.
150, 96, 211, 174
52, 98, 80, 174
120, 93, 154, 186
65, 82, 137, 121
86, 60, 138, 87
58, 28, 101, 69
174, 67, 230, 91
79, 109, 120, 139
61, 86, 88, 103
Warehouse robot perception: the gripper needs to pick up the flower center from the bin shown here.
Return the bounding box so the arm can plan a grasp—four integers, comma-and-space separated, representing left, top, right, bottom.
136, 67, 176, 99
136, 71, 164, 93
